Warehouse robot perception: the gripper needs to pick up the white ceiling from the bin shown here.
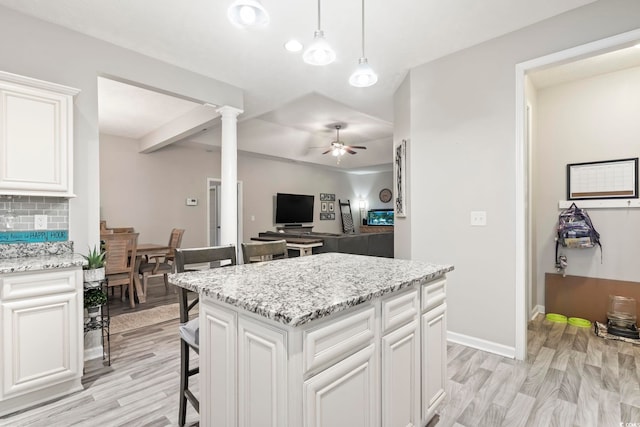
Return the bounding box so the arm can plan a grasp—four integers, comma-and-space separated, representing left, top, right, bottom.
0, 0, 598, 170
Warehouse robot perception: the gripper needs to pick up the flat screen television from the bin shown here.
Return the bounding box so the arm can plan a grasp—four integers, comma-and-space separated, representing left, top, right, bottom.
367, 209, 394, 226
275, 193, 314, 224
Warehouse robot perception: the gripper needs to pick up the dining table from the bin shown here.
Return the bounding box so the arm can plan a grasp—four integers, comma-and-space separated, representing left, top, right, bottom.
132, 243, 171, 304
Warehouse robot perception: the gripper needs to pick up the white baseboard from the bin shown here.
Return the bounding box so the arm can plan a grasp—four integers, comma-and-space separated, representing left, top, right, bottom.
530, 305, 544, 320
84, 345, 103, 361
447, 331, 515, 359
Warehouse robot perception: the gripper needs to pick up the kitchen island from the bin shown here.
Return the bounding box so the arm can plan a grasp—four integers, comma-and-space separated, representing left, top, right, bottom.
169, 252, 453, 427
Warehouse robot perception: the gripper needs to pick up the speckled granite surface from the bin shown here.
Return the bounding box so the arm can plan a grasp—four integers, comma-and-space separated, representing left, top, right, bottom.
0, 241, 74, 259
0, 242, 84, 274
169, 252, 454, 327
0, 253, 85, 274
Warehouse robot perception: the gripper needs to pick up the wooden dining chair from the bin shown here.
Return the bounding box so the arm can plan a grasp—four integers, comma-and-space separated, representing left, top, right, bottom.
139, 228, 185, 297
102, 232, 139, 308
174, 245, 237, 427
241, 239, 288, 264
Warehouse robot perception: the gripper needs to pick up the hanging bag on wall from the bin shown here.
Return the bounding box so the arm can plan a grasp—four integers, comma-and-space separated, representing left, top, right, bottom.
555, 202, 602, 269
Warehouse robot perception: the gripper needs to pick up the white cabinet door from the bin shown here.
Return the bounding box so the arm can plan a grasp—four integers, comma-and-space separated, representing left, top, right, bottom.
381, 319, 420, 427
1, 291, 81, 399
0, 71, 78, 197
304, 343, 378, 427
200, 302, 237, 427
421, 303, 447, 425
238, 316, 287, 427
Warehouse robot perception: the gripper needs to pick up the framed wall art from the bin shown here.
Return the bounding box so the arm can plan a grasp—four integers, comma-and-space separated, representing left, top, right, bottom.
394, 139, 407, 217
319, 193, 335, 201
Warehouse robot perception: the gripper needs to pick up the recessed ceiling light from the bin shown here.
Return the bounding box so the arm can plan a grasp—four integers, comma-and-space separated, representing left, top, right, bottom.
284, 39, 303, 53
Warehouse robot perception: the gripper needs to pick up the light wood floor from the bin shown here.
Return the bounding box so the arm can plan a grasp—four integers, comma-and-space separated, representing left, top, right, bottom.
1, 309, 639, 426
438, 315, 640, 426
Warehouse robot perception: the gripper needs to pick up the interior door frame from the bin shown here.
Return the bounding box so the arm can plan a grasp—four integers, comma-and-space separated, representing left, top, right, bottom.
207, 177, 243, 249
514, 28, 640, 361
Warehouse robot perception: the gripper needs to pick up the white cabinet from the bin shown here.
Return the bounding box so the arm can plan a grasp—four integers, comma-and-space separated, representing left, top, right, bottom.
304, 344, 378, 427
238, 317, 287, 427
421, 279, 447, 425
0, 268, 83, 416
198, 274, 447, 427
381, 288, 420, 427
0, 71, 79, 197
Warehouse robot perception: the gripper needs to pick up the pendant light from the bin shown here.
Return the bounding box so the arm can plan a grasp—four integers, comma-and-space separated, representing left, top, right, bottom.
303, 0, 336, 66
349, 0, 378, 87
227, 0, 270, 29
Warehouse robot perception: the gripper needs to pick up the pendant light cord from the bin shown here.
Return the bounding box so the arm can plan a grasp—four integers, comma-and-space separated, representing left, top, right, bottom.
317, 0, 321, 30
361, 0, 365, 57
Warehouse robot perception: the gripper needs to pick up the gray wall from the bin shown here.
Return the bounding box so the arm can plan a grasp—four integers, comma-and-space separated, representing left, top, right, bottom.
100, 134, 392, 247
534, 66, 640, 306
393, 75, 412, 260
398, 0, 640, 351
0, 5, 243, 254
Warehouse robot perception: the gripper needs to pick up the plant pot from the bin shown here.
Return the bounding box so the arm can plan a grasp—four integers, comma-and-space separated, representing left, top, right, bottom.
86, 305, 101, 327
84, 267, 105, 284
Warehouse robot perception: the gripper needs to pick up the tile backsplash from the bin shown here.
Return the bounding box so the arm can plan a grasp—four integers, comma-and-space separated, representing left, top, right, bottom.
0, 196, 68, 231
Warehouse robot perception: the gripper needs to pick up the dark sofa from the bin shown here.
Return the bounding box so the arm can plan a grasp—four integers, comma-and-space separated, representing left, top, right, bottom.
258, 230, 394, 258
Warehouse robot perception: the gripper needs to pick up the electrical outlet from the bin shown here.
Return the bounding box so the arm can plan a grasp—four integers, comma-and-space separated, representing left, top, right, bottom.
34, 215, 48, 230
470, 211, 487, 226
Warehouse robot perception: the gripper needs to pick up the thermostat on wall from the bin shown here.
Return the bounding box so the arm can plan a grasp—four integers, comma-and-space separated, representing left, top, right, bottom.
186, 198, 198, 206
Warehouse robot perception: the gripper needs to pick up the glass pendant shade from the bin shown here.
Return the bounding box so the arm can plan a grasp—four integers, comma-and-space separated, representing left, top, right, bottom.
227, 0, 270, 29
349, 57, 378, 87
303, 30, 336, 66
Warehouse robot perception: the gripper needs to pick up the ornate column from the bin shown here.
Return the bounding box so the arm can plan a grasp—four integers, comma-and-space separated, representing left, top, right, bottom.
216, 106, 243, 249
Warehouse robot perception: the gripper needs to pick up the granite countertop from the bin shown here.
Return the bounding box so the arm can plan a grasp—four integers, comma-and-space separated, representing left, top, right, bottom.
169, 252, 454, 327
0, 253, 86, 274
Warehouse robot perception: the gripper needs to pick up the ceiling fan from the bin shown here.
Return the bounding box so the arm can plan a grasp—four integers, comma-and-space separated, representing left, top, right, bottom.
322, 125, 367, 156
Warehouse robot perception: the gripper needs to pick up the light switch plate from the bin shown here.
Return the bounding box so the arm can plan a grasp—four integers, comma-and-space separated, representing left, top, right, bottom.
470, 211, 487, 226
34, 215, 48, 230
186, 198, 198, 206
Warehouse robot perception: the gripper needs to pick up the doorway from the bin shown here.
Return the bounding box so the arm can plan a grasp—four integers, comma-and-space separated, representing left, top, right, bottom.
207, 178, 243, 248
515, 28, 640, 360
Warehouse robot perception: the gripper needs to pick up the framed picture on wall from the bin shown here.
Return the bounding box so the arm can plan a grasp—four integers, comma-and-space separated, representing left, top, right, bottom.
394, 139, 407, 217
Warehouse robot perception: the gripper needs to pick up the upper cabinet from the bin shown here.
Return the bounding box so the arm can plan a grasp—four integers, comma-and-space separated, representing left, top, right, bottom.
0, 71, 79, 197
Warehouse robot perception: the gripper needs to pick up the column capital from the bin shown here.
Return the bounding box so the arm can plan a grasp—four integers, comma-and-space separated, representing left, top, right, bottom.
216, 105, 244, 118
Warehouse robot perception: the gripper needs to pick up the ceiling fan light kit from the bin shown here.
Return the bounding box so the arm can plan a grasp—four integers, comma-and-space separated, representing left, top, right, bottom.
227, 0, 270, 29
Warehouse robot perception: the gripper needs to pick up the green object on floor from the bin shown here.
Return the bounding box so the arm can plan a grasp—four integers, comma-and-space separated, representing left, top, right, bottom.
568, 317, 591, 328
545, 313, 567, 323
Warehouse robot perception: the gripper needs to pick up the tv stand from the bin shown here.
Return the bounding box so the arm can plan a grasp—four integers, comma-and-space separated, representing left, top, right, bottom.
276, 225, 313, 233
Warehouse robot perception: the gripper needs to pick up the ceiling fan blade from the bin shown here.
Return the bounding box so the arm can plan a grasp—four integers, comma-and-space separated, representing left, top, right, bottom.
321, 149, 332, 155
345, 148, 357, 155
348, 146, 367, 150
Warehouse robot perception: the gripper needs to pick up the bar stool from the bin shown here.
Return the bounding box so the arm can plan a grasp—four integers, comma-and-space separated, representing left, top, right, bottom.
174, 245, 237, 427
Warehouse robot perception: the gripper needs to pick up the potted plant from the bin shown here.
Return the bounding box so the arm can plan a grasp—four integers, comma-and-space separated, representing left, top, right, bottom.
82, 245, 106, 285
84, 288, 107, 326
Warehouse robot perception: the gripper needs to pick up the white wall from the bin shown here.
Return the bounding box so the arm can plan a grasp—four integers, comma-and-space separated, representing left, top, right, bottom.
100, 135, 392, 247
534, 66, 640, 307
393, 75, 412, 260
399, 0, 640, 352
0, 6, 242, 254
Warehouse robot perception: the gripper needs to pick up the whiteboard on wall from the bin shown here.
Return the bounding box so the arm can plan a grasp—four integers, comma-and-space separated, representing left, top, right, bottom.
567, 158, 638, 200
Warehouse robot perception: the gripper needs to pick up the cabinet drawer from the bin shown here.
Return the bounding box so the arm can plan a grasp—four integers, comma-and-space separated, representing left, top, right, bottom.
381, 287, 418, 334
1, 269, 79, 300
421, 277, 446, 312
303, 305, 375, 375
